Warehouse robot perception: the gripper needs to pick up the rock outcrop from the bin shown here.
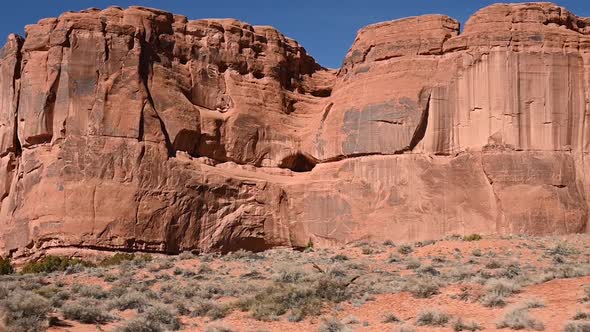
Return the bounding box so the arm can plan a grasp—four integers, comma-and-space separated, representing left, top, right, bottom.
1, 2, 589, 257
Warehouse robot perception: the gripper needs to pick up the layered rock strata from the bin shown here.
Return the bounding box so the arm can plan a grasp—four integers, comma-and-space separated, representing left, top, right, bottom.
1, 3, 589, 257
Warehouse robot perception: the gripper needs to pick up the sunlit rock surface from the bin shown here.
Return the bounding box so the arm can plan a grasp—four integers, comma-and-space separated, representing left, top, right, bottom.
1, 3, 589, 257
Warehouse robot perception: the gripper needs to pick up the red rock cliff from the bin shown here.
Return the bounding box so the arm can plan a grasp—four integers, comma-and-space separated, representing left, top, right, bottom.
1, 3, 589, 257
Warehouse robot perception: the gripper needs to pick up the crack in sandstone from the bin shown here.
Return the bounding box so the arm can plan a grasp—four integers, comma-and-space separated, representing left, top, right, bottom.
319, 152, 398, 164
406, 92, 431, 151
373, 54, 403, 62
138, 39, 175, 157
371, 119, 404, 125
480, 153, 507, 233
12, 36, 23, 158
361, 45, 375, 64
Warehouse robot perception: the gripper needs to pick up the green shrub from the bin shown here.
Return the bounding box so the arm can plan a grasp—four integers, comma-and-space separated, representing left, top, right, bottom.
144, 304, 181, 331
573, 311, 590, 320
521, 298, 545, 309
240, 270, 265, 280
306, 238, 314, 250
404, 276, 441, 298
0, 257, 14, 275
118, 304, 179, 331
398, 245, 414, 255
272, 266, 307, 283
416, 265, 440, 276
241, 273, 351, 322
0, 290, 51, 332
416, 308, 450, 326
148, 260, 175, 273
21, 256, 95, 274
33, 285, 60, 299
463, 234, 482, 241
194, 282, 226, 299
388, 253, 402, 263
342, 315, 360, 324
244, 284, 322, 321
108, 291, 150, 312
415, 240, 436, 247
397, 325, 416, 332
49, 290, 70, 308
116, 316, 162, 332
582, 285, 590, 302
99, 253, 135, 267
19, 276, 48, 291
480, 278, 520, 308
61, 299, 113, 324
453, 318, 483, 331
498, 262, 522, 279
445, 234, 463, 241
0, 284, 11, 300
553, 255, 566, 264
538, 266, 590, 283
205, 325, 234, 332
317, 317, 349, 332
485, 259, 502, 269
484, 278, 520, 297
564, 321, 590, 332
223, 249, 261, 261
480, 293, 506, 308
198, 263, 213, 275
135, 254, 153, 264
71, 284, 109, 299
207, 305, 231, 320
178, 251, 195, 260
496, 308, 544, 331
361, 247, 374, 255
190, 299, 230, 320
383, 313, 402, 323
432, 255, 447, 264
405, 258, 421, 270
333, 254, 349, 261
314, 275, 351, 302
447, 266, 475, 282
549, 243, 579, 257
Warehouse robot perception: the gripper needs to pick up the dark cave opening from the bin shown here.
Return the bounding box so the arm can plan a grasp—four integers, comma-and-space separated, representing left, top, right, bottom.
310, 88, 332, 97
278, 152, 317, 172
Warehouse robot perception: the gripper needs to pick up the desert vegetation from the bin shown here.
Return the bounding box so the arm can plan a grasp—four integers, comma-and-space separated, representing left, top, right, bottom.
0, 234, 589, 331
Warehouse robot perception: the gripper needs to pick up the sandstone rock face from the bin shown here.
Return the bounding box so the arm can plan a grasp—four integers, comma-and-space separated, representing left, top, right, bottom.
1, 3, 589, 257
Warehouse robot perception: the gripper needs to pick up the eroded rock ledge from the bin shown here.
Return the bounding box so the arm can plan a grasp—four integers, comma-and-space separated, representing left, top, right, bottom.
1, 3, 589, 257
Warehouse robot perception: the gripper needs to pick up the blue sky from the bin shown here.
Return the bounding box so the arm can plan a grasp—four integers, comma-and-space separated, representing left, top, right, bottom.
2, 1, 589, 68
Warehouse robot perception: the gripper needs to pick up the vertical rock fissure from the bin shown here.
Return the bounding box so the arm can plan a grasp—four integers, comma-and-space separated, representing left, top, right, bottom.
42, 63, 61, 145
12, 36, 23, 157
138, 40, 174, 157
138, 101, 146, 142
566, 55, 573, 148
320, 102, 333, 123
405, 91, 431, 152
101, 21, 110, 63
480, 154, 506, 233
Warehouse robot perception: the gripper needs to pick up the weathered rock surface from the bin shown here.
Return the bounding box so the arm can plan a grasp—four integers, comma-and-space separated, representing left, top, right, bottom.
1, 3, 589, 257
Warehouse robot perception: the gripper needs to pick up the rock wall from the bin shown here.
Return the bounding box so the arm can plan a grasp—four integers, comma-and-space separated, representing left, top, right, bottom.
0, 3, 589, 257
